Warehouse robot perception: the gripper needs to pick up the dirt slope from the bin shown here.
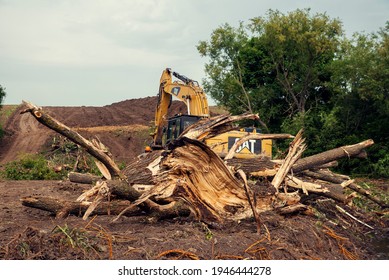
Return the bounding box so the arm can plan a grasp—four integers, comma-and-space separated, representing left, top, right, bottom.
0, 107, 54, 163
0, 97, 186, 164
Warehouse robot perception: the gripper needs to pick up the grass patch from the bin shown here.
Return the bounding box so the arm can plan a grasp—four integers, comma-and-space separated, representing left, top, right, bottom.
0, 105, 18, 126
1, 153, 65, 180
350, 178, 389, 213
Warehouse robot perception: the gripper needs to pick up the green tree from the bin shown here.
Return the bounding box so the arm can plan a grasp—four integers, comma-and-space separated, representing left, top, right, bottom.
197, 9, 343, 133
198, 9, 389, 176
197, 23, 253, 114
0, 84, 6, 138
0, 84, 5, 108
327, 23, 389, 176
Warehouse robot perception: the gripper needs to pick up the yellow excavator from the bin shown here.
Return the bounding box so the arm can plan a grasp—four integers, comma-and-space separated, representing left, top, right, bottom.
150, 68, 272, 158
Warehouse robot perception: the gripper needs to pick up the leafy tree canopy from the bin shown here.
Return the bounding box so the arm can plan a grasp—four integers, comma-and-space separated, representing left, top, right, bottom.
198, 9, 389, 177
0, 84, 6, 108
198, 9, 343, 131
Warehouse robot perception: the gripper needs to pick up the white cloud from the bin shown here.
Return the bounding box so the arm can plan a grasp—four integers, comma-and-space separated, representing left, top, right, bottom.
0, 0, 187, 68
0, 0, 388, 106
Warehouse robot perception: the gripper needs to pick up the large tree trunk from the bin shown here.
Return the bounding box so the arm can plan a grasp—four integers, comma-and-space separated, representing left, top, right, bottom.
20, 196, 192, 220
292, 139, 374, 173
132, 137, 274, 224
21, 196, 136, 218
68, 172, 101, 184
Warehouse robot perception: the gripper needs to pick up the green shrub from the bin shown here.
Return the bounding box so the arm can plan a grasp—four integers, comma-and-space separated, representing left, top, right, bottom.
2, 154, 65, 180
373, 153, 389, 178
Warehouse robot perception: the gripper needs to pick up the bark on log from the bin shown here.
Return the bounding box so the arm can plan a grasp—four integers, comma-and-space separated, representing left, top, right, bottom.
122, 151, 163, 185
21, 101, 123, 179
226, 157, 277, 175
20, 196, 191, 220
20, 196, 138, 218
286, 175, 347, 203
68, 172, 101, 184
292, 139, 374, 173
303, 170, 389, 208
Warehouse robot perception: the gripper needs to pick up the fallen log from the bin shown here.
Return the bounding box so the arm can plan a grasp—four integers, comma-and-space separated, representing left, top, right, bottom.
276, 203, 308, 215
20, 196, 137, 218
21, 101, 123, 179
20, 196, 191, 220
68, 172, 101, 184
286, 175, 347, 203
292, 139, 374, 173
303, 170, 389, 208
272, 129, 306, 191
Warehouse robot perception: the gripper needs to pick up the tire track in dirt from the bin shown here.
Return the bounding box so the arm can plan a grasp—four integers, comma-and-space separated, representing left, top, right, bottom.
0, 108, 53, 164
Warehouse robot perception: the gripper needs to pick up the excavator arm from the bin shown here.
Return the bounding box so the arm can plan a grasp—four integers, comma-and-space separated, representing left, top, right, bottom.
152, 68, 210, 147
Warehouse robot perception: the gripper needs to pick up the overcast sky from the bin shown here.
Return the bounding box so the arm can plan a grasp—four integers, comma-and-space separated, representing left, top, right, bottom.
1, 0, 388, 106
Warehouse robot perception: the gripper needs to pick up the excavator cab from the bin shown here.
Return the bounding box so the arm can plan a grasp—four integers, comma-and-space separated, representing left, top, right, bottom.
165, 115, 201, 144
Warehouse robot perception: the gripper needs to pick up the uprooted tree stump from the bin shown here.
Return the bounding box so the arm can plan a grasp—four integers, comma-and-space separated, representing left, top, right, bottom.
19, 101, 387, 227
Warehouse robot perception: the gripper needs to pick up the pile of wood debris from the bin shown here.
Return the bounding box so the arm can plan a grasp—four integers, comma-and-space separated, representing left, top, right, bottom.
20, 101, 387, 230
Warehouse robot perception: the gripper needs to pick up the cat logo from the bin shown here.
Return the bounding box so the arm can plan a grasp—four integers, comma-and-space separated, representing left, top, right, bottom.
228, 137, 261, 154
171, 86, 181, 96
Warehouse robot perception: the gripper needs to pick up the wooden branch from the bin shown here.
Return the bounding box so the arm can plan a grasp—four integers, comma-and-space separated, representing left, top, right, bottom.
181, 113, 259, 141
292, 139, 374, 173
237, 169, 261, 234
303, 170, 389, 208
224, 133, 294, 160
286, 175, 347, 203
336, 205, 374, 229
68, 172, 101, 184
276, 203, 308, 215
286, 175, 329, 195
272, 129, 306, 191
21, 101, 123, 179
226, 157, 277, 175
20, 196, 191, 220
20, 196, 138, 218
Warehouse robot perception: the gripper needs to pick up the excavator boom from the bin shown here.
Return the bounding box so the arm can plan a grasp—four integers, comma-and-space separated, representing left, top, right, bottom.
152, 68, 209, 147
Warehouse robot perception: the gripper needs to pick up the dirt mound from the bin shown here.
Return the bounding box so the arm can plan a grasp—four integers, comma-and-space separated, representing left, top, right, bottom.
0, 97, 187, 164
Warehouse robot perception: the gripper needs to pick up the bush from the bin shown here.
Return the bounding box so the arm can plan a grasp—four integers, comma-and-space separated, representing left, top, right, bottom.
373, 153, 389, 178
1, 154, 65, 180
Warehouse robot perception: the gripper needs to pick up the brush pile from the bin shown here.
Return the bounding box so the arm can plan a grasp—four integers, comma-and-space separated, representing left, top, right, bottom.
20, 101, 387, 229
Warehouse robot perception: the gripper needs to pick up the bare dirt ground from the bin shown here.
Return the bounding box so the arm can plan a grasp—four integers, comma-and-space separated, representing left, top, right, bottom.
0, 97, 388, 260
